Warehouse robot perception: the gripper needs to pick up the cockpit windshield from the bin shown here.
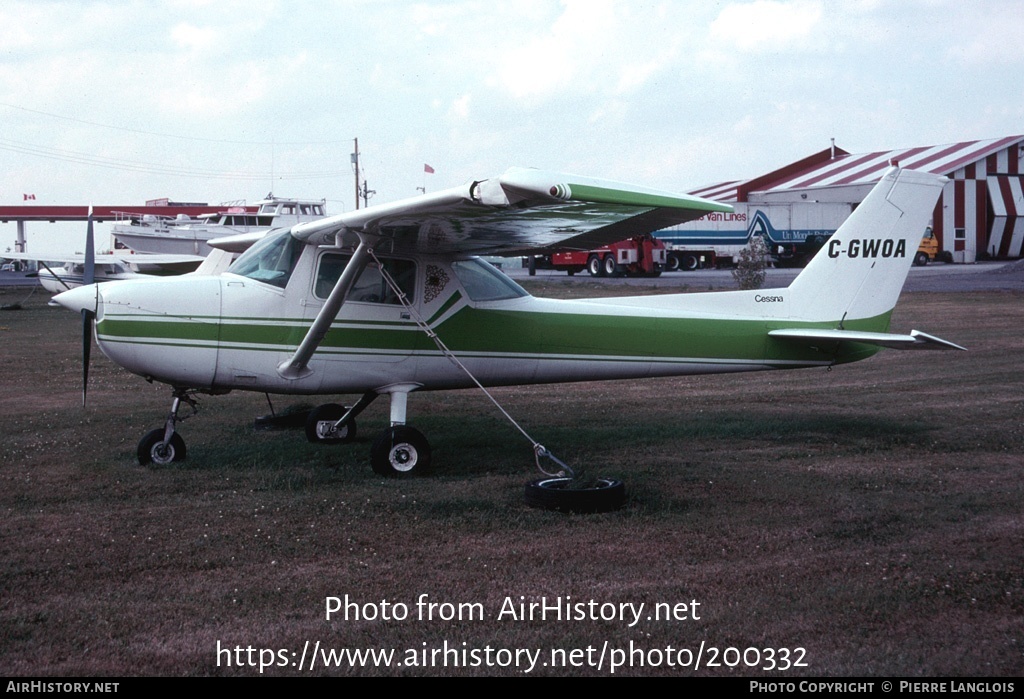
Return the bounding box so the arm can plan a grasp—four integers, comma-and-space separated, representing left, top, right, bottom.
450, 258, 529, 302
228, 229, 304, 289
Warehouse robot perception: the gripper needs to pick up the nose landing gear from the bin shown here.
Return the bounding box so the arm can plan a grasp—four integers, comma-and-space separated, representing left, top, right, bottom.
137, 389, 198, 466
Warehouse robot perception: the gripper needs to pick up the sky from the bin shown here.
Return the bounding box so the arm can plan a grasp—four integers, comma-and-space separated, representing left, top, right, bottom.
2, 0, 1023, 253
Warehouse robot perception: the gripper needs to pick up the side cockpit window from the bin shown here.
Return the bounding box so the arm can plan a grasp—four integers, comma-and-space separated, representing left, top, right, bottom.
228, 229, 304, 289
315, 253, 417, 305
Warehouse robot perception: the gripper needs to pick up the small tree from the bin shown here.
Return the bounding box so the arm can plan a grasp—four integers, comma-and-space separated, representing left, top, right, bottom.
732, 235, 769, 290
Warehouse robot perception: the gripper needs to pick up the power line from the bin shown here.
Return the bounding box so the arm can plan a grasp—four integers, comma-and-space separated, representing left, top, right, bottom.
0, 137, 347, 181
0, 101, 349, 146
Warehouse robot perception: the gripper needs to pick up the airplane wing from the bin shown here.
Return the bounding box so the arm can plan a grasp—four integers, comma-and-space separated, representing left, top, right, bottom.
278, 167, 732, 256
3, 251, 204, 270
769, 328, 967, 351
115, 253, 206, 274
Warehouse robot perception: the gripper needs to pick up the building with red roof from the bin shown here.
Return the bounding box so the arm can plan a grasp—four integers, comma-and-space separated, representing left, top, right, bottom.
688, 136, 1024, 262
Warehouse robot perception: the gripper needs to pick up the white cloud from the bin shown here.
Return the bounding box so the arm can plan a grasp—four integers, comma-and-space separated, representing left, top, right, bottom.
710, 0, 823, 52
494, 0, 620, 100
0, 10, 34, 51
1, 0, 1022, 219
587, 99, 628, 125
169, 22, 219, 51
450, 94, 472, 120
616, 64, 654, 94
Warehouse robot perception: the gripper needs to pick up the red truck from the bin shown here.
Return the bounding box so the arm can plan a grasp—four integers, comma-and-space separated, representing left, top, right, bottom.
532, 234, 666, 277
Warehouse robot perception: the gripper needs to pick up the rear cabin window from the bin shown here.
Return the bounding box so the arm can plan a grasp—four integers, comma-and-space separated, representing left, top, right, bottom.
315, 253, 417, 305
451, 258, 528, 302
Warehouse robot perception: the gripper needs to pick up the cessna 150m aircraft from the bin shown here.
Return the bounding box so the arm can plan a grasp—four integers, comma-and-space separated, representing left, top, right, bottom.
53, 165, 962, 484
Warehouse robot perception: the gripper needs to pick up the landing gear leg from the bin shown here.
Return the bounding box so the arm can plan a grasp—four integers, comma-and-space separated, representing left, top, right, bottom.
370, 385, 431, 477
305, 390, 378, 444
138, 389, 197, 465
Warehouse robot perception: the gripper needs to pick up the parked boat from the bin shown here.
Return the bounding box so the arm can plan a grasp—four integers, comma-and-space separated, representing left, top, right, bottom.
112, 196, 328, 255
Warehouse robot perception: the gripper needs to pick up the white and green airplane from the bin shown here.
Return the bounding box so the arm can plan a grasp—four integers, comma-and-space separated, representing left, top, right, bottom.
54, 165, 962, 479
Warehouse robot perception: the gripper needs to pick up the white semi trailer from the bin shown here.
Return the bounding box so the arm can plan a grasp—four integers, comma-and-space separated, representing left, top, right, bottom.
656, 202, 854, 269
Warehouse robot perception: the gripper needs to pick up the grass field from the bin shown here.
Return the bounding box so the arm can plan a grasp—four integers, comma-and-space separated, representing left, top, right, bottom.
1, 283, 1021, 676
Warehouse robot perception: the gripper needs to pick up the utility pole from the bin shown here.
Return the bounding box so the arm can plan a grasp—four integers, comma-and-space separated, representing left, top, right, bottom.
361, 180, 376, 208
352, 138, 360, 210
351, 139, 375, 209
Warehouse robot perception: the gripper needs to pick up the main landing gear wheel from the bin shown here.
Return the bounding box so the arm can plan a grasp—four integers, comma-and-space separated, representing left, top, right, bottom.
137, 429, 187, 466
371, 425, 431, 477
524, 477, 626, 514
305, 403, 356, 444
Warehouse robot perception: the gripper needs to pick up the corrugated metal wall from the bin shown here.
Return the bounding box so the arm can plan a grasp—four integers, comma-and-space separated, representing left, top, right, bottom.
940, 144, 1023, 261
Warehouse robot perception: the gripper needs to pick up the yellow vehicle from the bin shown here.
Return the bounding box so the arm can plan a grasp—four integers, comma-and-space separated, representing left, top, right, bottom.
915, 227, 939, 266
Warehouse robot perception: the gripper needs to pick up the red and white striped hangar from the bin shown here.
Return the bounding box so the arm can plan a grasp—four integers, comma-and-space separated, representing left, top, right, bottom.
689, 135, 1024, 262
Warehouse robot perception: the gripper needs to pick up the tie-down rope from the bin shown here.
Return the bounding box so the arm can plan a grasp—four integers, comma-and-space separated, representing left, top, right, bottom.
367, 248, 574, 478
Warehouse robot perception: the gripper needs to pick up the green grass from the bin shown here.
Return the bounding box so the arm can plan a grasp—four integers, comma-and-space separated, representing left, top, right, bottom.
0, 286, 1021, 676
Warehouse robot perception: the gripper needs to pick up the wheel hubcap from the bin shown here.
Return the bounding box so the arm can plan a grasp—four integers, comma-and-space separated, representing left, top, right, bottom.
316, 420, 346, 440
151, 443, 174, 465
389, 444, 418, 472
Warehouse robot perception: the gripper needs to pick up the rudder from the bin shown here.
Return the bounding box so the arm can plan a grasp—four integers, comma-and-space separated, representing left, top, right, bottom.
786, 167, 946, 325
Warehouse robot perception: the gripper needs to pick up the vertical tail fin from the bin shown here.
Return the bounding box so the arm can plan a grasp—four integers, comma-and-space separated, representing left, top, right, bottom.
787, 167, 946, 324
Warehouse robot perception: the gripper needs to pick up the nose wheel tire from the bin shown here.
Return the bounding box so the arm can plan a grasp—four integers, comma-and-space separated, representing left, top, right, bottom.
524, 477, 626, 513
137, 429, 187, 466
371, 426, 431, 476
305, 403, 356, 444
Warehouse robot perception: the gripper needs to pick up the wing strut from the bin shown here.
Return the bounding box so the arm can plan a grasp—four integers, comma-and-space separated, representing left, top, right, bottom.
277, 240, 373, 380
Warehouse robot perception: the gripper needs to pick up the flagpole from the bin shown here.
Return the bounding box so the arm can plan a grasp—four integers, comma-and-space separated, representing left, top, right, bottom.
421, 163, 434, 194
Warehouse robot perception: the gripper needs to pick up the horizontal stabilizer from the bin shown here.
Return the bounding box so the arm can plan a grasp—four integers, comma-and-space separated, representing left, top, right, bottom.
769, 328, 966, 351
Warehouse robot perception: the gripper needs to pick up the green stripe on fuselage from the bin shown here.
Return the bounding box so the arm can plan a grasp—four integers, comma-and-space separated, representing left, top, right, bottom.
95, 304, 891, 367
431, 307, 890, 365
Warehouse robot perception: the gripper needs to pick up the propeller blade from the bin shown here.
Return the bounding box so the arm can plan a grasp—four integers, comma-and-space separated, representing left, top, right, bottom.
83, 206, 95, 286
82, 309, 94, 406
79, 207, 97, 406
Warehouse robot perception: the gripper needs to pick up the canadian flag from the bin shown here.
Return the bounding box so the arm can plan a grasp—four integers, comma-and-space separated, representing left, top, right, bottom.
424, 164, 435, 174
23, 193, 36, 201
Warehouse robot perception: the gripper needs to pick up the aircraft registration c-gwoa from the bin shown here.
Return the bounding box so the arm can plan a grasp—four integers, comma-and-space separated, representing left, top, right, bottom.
54, 165, 963, 493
